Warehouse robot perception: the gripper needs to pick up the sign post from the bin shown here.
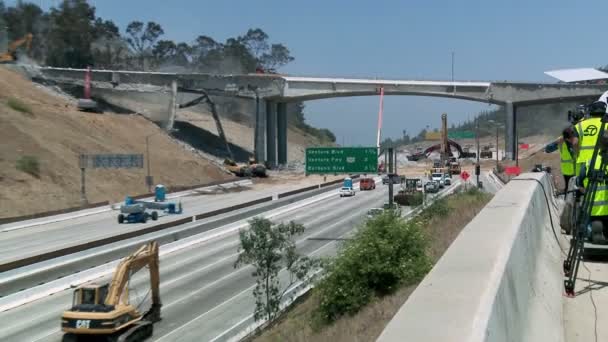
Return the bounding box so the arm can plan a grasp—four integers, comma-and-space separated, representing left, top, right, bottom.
305, 147, 378, 175
461, 170, 470, 190
448, 131, 475, 139
79, 153, 144, 205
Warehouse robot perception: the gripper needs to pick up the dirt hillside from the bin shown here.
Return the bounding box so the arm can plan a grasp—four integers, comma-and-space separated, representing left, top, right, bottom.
177, 110, 327, 162
0, 66, 231, 218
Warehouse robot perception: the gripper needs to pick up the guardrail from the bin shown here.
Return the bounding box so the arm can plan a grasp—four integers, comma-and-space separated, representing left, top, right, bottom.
377, 173, 563, 342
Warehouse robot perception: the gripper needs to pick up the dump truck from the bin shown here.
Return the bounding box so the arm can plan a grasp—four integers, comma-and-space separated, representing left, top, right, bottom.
61, 242, 161, 342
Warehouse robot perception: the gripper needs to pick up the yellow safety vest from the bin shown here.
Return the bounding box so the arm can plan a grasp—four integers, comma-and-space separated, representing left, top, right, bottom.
582, 158, 608, 216
575, 117, 605, 176
560, 142, 575, 176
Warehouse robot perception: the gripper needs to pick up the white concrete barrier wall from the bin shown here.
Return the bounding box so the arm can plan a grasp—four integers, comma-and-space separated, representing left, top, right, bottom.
377, 172, 564, 342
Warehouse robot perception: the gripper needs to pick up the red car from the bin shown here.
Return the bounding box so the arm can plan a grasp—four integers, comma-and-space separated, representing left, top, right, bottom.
360, 177, 376, 190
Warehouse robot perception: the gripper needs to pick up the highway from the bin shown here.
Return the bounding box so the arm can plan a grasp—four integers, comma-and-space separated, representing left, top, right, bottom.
0, 180, 403, 342
0, 180, 331, 266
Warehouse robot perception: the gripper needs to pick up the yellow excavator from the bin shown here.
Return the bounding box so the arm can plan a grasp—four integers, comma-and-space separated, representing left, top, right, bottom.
61, 242, 161, 342
0, 33, 33, 63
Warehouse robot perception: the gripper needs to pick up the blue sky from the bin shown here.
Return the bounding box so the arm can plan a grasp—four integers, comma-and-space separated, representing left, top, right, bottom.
20, 0, 608, 144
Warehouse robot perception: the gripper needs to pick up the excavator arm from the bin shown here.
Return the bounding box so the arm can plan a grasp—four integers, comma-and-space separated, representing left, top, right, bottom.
1, 33, 33, 63
105, 241, 161, 308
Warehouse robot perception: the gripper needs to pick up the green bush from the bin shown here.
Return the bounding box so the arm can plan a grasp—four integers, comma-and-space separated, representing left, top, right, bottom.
315, 210, 430, 324
7, 98, 33, 115
16, 156, 40, 178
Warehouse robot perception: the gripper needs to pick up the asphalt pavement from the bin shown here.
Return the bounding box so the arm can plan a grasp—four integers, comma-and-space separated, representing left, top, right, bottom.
0, 181, 326, 266
0, 182, 394, 342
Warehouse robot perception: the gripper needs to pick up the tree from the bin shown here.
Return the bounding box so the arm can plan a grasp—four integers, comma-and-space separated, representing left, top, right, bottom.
3, 1, 49, 62
152, 40, 176, 63
261, 43, 294, 70
125, 21, 164, 70
235, 218, 318, 321
91, 18, 124, 68
46, 0, 97, 67
238, 28, 269, 61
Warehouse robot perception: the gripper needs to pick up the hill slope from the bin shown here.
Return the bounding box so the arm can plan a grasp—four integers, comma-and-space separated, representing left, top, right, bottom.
0, 66, 230, 218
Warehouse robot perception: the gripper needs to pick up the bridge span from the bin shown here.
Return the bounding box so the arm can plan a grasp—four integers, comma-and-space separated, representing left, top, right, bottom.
33, 67, 608, 166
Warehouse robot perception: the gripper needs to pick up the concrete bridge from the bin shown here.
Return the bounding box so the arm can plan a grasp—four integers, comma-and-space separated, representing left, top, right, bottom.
34, 67, 608, 166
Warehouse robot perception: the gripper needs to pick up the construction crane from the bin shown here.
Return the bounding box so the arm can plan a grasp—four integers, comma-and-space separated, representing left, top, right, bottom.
61, 242, 161, 342
0, 33, 33, 63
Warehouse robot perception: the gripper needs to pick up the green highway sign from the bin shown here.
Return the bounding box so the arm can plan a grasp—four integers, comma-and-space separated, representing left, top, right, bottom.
448, 131, 475, 139
306, 147, 378, 174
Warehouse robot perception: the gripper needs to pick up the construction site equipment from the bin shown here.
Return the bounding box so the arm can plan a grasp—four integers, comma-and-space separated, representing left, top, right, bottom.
0, 33, 33, 63
61, 241, 161, 342
563, 112, 608, 296
480, 146, 493, 159
77, 66, 99, 112
394, 178, 423, 206
118, 193, 183, 224
224, 156, 267, 178
407, 139, 468, 161
449, 161, 461, 175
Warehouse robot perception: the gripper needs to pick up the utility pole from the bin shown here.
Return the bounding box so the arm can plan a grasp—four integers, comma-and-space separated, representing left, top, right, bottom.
388, 148, 394, 208
496, 125, 499, 168
475, 118, 480, 187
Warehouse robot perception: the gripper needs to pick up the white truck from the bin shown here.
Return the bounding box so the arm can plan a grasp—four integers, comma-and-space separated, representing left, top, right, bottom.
431, 172, 444, 188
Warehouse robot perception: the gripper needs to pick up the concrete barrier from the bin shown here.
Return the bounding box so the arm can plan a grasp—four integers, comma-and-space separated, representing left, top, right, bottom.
377, 172, 564, 342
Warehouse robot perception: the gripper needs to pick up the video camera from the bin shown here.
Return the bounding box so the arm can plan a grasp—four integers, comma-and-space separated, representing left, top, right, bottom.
567, 104, 588, 124
532, 164, 552, 173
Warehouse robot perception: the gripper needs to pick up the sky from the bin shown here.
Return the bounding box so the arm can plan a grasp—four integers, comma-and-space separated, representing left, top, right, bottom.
19, 0, 608, 145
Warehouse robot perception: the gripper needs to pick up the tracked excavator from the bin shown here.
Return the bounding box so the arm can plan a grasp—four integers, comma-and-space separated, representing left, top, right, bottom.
61, 242, 161, 342
0, 33, 33, 63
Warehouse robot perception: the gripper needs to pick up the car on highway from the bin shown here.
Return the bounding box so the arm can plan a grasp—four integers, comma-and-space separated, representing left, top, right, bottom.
424, 181, 440, 193
431, 172, 444, 188
367, 208, 384, 218
360, 177, 376, 190
415, 179, 423, 192
339, 187, 355, 197
382, 173, 403, 185
443, 176, 451, 186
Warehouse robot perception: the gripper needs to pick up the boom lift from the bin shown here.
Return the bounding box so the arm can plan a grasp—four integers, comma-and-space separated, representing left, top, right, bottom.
61, 242, 162, 342
563, 112, 608, 296
0, 33, 33, 63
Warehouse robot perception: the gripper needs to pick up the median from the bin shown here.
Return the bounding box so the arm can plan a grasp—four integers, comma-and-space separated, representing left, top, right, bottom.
247, 187, 492, 342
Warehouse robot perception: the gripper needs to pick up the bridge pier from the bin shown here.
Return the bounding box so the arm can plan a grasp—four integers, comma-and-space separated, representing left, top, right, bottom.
505, 102, 518, 162
277, 103, 288, 166
266, 101, 277, 168
254, 97, 266, 163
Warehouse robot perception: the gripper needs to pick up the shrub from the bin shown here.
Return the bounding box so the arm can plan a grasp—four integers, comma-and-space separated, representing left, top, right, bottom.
16, 156, 40, 178
7, 98, 33, 115
315, 210, 430, 324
